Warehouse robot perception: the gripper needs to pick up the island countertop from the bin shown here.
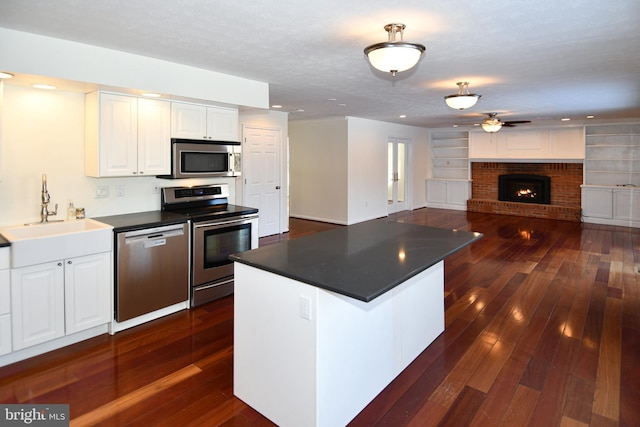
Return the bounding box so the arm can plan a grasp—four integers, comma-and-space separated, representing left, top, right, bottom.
230, 219, 482, 302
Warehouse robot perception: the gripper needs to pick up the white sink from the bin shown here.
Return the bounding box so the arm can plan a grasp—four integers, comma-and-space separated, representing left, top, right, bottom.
1, 219, 113, 268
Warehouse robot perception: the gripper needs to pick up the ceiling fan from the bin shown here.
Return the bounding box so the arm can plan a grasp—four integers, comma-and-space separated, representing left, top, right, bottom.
481, 112, 531, 133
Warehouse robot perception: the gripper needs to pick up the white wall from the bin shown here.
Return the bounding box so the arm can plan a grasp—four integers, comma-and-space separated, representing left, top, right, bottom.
289, 119, 349, 224
0, 85, 237, 227
289, 117, 429, 226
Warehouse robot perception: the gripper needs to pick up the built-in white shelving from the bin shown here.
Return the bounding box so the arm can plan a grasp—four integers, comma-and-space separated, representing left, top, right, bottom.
584, 124, 640, 186
430, 130, 469, 180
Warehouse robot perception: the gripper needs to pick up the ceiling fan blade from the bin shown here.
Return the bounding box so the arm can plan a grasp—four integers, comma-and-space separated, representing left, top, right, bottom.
502, 120, 532, 126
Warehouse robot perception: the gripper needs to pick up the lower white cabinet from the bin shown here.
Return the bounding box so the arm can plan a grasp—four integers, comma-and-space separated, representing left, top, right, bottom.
582, 187, 614, 219
11, 252, 110, 351
426, 179, 471, 210
65, 252, 111, 335
0, 248, 11, 356
582, 186, 640, 227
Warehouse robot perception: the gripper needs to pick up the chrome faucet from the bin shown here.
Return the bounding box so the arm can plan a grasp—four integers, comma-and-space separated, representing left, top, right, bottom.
40, 173, 58, 222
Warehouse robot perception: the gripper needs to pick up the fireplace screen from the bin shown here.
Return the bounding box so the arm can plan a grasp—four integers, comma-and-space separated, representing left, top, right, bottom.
498, 174, 551, 204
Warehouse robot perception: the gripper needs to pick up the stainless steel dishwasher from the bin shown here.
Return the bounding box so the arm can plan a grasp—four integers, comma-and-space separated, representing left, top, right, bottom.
115, 223, 189, 322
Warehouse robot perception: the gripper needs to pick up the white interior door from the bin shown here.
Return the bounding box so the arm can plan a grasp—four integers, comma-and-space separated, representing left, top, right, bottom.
242, 126, 282, 237
388, 138, 408, 213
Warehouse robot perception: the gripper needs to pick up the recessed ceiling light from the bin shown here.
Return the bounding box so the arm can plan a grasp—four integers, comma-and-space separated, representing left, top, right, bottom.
399, 115, 407, 118
327, 98, 337, 102
0, 71, 14, 79
141, 92, 162, 97
561, 118, 571, 121
337, 103, 346, 107
32, 84, 56, 90
586, 115, 594, 119
271, 105, 282, 109
453, 124, 458, 127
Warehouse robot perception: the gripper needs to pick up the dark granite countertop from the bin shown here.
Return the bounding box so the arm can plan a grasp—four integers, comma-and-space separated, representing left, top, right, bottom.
230, 219, 482, 302
93, 211, 188, 233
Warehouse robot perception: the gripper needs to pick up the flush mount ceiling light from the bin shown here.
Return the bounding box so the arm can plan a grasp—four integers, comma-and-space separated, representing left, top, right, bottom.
482, 113, 503, 133
364, 23, 425, 76
0, 71, 14, 79
444, 82, 481, 110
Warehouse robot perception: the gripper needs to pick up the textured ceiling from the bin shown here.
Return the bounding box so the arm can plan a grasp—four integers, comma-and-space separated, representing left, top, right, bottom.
1, 0, 639, 129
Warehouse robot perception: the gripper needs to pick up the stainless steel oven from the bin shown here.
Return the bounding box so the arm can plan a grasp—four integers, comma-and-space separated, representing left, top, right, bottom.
161, 184, 258, 307
192, 214, 258, 305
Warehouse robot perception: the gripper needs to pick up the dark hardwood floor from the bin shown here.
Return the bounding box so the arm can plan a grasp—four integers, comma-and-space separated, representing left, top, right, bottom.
1, 209, 639, 426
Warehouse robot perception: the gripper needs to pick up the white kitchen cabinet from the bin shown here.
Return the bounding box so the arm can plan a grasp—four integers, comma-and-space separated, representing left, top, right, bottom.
137, 98, 172, 175
11, 252, 111, 350
64, 252, 111, 335
0, 247, 11, 356
426, 179, 470, 210
171, 102, 239, 141
469, 127, 584, 161
11, 260, 65, 350
85, 92, 171, 177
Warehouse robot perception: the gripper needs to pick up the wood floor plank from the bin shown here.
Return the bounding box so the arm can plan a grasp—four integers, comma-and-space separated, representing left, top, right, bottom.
592, 298, 622, 422
498, 384, 539, 426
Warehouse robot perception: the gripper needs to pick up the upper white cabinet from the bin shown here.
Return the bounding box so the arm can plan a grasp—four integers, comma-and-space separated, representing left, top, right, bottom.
85, 92, 171, 177
469, 128, 584, 161
171, 102, 239, 141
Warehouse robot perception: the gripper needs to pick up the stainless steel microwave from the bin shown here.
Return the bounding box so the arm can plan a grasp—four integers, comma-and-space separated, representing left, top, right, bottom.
159, 139, 241, 179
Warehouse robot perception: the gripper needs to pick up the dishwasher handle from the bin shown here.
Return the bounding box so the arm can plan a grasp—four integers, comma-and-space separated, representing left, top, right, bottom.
121, 223, 186, 245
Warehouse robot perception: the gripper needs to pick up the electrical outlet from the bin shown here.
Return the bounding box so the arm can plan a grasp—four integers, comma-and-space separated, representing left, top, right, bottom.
115, 184, 125, 197
151, 182, 161, 194
96, 185, 109, 198
300, 296, 312, 320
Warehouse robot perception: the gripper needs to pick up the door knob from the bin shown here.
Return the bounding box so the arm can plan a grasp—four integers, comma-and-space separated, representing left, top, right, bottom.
276, 186, 281, 190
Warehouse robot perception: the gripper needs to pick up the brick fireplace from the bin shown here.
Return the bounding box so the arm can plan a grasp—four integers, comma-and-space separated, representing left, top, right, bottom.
467, 162, 583, 221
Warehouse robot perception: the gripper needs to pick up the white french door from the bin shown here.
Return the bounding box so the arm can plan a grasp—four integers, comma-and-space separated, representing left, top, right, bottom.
388, 138, 409, 214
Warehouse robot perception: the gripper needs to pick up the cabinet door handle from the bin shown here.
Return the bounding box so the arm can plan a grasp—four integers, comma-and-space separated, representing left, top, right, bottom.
67, 260, 72, 265
57, 262, 63, 267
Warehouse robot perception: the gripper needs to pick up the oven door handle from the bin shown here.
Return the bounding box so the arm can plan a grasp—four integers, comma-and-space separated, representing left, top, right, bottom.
193, 215, 257, 229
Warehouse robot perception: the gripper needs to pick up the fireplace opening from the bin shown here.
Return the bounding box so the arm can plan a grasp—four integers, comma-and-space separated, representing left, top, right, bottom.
498, 174, 551, 204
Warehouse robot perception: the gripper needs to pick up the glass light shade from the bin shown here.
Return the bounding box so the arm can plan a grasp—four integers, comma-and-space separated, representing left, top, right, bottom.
482, 121, 503, 133
444, 94, 480, 110
0, 71, 14, 79
365, 42, 425, 75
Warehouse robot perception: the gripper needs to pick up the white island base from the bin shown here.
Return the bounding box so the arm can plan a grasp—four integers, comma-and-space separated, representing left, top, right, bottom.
233, 260, 445, 427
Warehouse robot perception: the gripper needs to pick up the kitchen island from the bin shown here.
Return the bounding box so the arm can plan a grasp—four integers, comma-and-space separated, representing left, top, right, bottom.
231, 219, 482, 427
